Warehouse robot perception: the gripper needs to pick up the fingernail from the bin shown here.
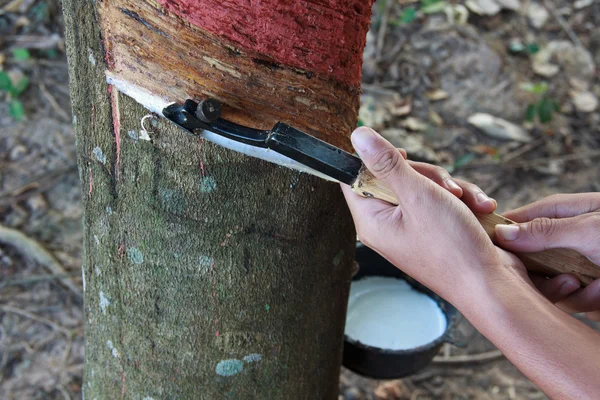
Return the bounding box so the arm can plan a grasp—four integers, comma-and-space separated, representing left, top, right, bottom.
496, 224, 520, 241
559, 280, 579, 295
446, 179, 462, 192
476, 192, 494, 204
351, 127, 377, 153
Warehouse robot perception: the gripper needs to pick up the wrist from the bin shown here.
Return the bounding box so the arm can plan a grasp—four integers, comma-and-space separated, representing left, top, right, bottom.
452, 255, 531, 322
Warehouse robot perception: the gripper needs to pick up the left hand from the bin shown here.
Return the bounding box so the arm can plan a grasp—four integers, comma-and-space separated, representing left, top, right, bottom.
404, 150, 599, 319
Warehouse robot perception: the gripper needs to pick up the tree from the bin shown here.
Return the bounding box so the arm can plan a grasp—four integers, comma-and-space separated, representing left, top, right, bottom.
62, 0, 374, 398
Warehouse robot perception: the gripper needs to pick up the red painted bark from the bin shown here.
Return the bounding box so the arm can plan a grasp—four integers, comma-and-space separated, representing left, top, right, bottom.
157, 0, 374, 85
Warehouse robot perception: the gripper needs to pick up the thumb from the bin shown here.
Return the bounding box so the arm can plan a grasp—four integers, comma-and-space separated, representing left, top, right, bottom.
495, 215, 600, 264
351, 127, 415, 195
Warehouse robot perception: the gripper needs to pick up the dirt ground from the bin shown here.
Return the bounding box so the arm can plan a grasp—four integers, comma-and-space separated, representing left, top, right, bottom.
0, 0, 598, 399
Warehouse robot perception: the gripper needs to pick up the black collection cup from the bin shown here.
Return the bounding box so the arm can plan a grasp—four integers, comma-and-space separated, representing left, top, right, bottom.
343, 243, 463, 379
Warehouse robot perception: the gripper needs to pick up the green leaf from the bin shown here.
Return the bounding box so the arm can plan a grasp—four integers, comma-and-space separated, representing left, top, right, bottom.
0, 71, 12, 92
31, 2, 49, 22
357, 118, 364, 127
453, 153, 476, 169
377, 0, 387, 16
525, 103, 537, 122
520, 81, 548, 95
526, 43, 540, 54
422, 0, 446, 13
399, 7, 417, 24
9, 99, 24, 121
10, 76, 29, 96
43, 49, 58, 59
537, 98, 555, 123
508, 41, 525, 53
11, 48, 31, 61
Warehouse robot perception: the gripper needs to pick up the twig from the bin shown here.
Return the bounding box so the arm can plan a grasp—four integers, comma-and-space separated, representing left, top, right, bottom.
5, 34, 63, 50
502, 138, 545, 164
432, 349, 504, 365
57, 384, 72, 400
39, 82, 70, 121
376, 0, 392, 61
360, 83, 400, 96
0, 272, 80, 289
460, 149, 600, 169
543, 0, 582, 47
0, 224, 82, 298
0, 305, 71, 336
60, 338, 74, 386
513, 149, 600, 167
0, 165, 77, 208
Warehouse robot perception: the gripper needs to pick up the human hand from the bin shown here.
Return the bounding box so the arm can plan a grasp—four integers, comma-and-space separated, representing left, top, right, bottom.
340, 127, 523, 307
493, 194, 600, 321
393, 151, 498, 215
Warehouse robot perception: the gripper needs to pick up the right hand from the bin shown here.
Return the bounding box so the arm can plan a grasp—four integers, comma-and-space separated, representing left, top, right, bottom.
341, 128, 524, 308
492, 194, 600, 321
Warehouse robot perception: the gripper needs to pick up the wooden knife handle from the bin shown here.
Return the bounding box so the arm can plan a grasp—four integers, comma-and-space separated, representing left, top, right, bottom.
352, 168, 600, 285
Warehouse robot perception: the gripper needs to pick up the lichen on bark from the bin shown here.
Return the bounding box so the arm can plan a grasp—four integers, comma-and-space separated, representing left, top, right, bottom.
62, 0, 370, 398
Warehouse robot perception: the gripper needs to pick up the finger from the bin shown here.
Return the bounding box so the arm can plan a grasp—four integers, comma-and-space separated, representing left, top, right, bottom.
351, 127, 418, 197
340, 183, 392, 218
494, 214, 600, 264
556, 279, 600, 313
503, 193, 600, 222
585, 310, 600, 322
408, 161, 463, 198
398, 148, 408, 159
452, 178, 497, 214
340, 184, 398, 247
529, 273, 581, 303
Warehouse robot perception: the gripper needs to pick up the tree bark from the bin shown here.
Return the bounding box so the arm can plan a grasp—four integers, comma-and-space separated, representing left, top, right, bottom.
62, 0, 372, 398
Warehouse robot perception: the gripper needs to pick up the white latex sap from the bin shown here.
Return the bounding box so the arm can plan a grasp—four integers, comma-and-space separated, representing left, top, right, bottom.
345, 276, 447, 350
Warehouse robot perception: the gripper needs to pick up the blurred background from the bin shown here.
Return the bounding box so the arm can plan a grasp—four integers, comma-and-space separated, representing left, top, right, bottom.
0, 0, 598, 398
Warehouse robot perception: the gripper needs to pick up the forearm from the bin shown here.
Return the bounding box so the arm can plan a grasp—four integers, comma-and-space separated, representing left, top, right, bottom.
461, 267, 600, 399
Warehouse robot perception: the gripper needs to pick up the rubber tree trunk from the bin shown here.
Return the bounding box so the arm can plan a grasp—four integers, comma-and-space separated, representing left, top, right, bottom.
62, 0, 373, 398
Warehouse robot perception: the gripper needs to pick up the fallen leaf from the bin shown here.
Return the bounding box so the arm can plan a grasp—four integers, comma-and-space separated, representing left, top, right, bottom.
574, 0, 593, 9
359, 92, 412, 128
454, 152, 476, 169
568, 77, 589, 92
548, 41, 596, 81
571, 91, 598, 113
466, 0, 501, 15
471, 144, 498, 156
425, 89, 449, 101
495, 0, 520, 10
445, 4, 470, 25
390, 97, 412, 116
429, 110, 444, 126
401, 117, 428, 131
527, 3, 549, 29
381, 128, 440, 162
532, 62, 560, 77
468, 113, 532, 142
